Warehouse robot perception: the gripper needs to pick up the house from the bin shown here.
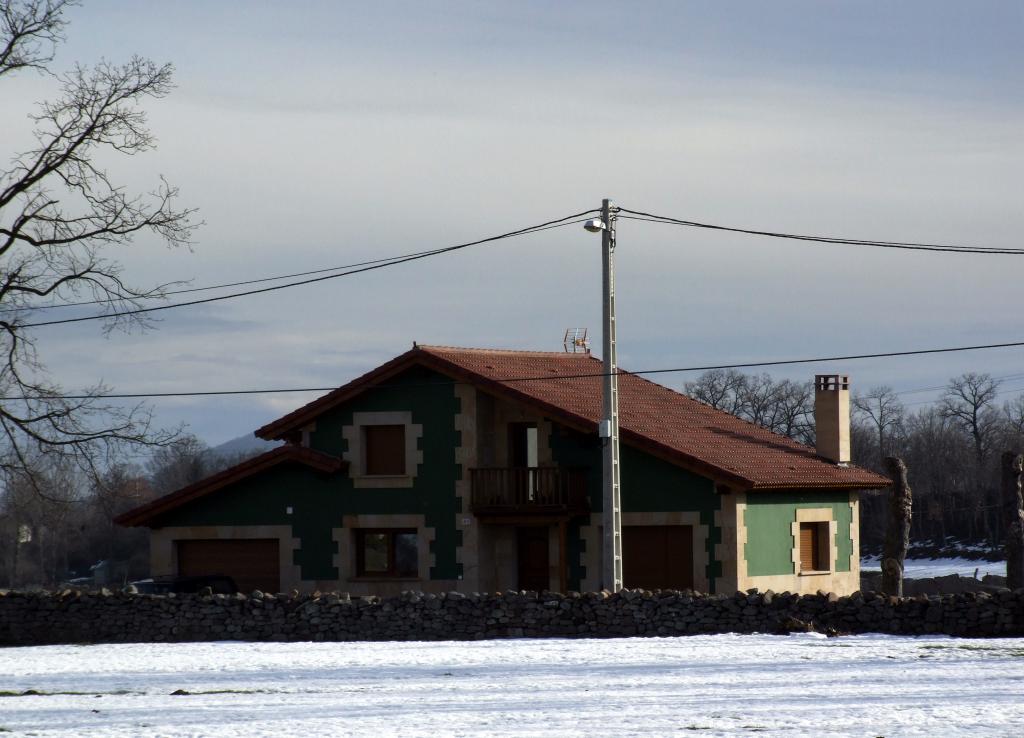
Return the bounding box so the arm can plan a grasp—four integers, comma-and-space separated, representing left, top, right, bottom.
116, 345, 891, 596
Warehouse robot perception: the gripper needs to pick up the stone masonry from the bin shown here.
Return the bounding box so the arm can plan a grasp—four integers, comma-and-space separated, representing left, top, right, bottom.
2, 586, 1023, 647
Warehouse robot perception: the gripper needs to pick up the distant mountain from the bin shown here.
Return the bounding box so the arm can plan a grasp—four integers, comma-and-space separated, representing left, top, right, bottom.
211, 433, 281, 458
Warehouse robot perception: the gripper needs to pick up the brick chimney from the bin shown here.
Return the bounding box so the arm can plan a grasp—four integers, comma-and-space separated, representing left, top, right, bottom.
814, 374, 850, 465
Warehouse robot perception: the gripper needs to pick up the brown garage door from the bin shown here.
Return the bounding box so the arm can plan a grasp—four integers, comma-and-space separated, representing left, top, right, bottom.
623, 525, 694, 591
176, 539, 280, 594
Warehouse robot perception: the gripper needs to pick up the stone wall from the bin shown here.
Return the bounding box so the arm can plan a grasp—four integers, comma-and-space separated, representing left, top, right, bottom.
1, 587, 1022, 647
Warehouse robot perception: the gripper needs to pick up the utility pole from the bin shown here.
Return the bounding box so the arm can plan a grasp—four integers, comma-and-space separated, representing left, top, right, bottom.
586, 198, 622, 592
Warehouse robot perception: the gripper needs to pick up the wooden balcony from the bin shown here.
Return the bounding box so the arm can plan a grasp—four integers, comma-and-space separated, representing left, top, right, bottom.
469, 467, 589, 519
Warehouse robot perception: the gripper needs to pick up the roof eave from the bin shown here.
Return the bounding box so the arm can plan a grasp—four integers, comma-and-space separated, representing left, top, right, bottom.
746, 478, 892, 492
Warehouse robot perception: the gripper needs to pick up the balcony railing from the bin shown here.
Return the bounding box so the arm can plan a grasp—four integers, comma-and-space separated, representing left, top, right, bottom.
469, 466, 589, 517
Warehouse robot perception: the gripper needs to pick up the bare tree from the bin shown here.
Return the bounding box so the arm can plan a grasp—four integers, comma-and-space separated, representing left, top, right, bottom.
940, 373, 1001, 466
853, 386, 905, 464
0, 0, 196, 493
738, 373, 781, 430
0, 451, 81, 586
768, 378, 814, 445
147, 435, 215, 496
684, 369, 748, 416
686, 369, 813, 444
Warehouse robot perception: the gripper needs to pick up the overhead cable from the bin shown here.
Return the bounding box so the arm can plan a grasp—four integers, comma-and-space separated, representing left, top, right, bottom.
617, 208, 1024, 254
1, 249, 477, 313
11, 337, 1024, 401
17, 210, 598, 329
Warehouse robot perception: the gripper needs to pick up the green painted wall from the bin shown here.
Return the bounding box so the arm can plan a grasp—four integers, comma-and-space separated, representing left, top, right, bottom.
620, 445, 722, 592
155, 464, 342, 581
743, 490, 854, 576
307, 366, 462, 580
549, 427, 722, 592
155, 367, 463, 582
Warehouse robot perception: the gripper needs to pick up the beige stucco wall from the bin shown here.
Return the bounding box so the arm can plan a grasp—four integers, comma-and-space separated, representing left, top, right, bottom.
454, 384, 480, 591
713, 492, 743, 593
475, 525, 517, 592
484, 395, 553, 467
456, 387, 570, 593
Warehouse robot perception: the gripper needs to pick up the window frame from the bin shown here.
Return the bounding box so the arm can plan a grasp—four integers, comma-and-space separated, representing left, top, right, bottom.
362, 424, 407, 476
354, 528, 419, 579
798, 521, 830, 573
342, 411, 423, 489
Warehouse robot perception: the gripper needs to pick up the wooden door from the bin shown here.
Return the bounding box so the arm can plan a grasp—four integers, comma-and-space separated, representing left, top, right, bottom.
516, 526, 550, 591
176, 538, 280, 594
622, 525, 694, 591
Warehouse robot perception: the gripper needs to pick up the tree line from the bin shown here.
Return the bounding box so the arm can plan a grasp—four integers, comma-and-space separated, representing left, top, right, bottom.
0, 437, 256, 588
685, 369, 1021, 552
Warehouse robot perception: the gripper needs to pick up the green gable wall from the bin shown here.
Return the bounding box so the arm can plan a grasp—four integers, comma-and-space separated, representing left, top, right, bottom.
620, 445, 722, 591
153, 464, 342, 581
307, 366, 462, 579
156, 367, 462, 582
550, 427, 722, 592
743, 490, 854, 577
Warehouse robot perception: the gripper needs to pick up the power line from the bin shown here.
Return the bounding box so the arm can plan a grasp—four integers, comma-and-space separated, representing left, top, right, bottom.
9, 337, 1024, 401
17, 210, 598, 329
903, 383, 1024, 408
847, 372, 1024, 404
0, 249, 478, 314
890, 372, 1024, 398
19, 204, 1015, 317
617, 208, 1024, 254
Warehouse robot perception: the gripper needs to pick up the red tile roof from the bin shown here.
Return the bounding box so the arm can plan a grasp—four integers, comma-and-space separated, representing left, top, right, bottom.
116, 446, 346, 527
257, 345, 890, 492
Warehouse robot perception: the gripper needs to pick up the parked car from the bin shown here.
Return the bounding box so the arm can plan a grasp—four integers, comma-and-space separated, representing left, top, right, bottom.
130, 575, 238, 594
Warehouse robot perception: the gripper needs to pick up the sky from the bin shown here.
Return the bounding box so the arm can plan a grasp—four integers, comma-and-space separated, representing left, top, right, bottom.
2, 1, 1023, 447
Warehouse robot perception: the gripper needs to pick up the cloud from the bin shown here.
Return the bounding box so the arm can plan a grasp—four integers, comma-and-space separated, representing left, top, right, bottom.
6, 1, 1021, 445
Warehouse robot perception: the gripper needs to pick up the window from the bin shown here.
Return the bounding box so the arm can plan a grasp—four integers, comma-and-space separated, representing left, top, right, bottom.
355, 529, 418, 577
343, 412, 422, 488
799, 522, 829, 572
364, 424, 406, 475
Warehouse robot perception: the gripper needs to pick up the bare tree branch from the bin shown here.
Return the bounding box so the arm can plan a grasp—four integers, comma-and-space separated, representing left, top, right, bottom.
0, 0, 196, 500
0, 0, 73, 78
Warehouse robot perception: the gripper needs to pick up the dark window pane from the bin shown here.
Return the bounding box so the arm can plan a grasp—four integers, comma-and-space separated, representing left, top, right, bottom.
365, 425, 406, 475
394, 533, 418, 577
362, 533, 389, 573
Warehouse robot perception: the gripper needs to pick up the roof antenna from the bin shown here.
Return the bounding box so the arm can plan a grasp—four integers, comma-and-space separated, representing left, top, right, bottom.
563, 328, 590, 354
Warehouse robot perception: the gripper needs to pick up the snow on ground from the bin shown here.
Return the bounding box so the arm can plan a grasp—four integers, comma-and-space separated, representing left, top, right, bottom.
861, 556, 1007, 579
2, 634, 1023, 737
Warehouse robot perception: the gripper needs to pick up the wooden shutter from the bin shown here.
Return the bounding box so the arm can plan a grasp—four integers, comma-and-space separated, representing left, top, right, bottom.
364, 425, 406, 475
799, 523, 820, 572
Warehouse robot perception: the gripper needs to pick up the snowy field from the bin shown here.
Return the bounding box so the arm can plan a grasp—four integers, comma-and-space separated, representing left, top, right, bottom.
3, 635, 1024, 737
861, 556, 1007, 579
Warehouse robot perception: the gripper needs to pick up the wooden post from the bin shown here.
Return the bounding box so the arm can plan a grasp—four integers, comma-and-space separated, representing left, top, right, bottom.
882, 456, 912, 597
1001, 451, 1024, 590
